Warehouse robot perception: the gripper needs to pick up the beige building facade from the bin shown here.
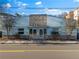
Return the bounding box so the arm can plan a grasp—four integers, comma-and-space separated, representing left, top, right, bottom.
29, 14, 47, 27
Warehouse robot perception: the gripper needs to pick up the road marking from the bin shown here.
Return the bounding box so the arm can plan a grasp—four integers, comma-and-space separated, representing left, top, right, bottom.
0, 50, 79, 52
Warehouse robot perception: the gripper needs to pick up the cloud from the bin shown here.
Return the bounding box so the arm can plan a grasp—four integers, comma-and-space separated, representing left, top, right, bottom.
13, 1, 29, 15
73, 0, 79, 2
35, 1, 42, 5
16, 1, 28, 8
2, 3, 12, 8
44, 9, 68, 15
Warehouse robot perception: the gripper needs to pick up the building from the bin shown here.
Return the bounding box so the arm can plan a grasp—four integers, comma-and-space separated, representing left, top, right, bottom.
73, 8, 79, 39
74, 8, 79, 28
29, 14, 66, 39
0, 13, 66, 40
0, 13, 30, 39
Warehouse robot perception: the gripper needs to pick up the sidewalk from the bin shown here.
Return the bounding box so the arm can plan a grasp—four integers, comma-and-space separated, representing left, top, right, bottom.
43, 41, 78, 44
0, 40, 78, 44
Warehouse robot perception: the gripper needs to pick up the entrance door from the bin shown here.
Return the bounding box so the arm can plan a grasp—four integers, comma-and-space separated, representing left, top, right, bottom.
39, 29, 43, 36
39, 29, 47, 36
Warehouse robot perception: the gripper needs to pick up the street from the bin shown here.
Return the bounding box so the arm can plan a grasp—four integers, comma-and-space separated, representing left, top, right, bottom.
0, 44, 79, 59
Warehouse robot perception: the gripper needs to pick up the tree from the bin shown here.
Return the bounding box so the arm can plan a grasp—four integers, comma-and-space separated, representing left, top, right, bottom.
2, 13, 15, 39
65, 18, 76, 35
64, 11, 76, 35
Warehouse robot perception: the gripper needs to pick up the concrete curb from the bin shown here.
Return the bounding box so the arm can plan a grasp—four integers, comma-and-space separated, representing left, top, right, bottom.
43, 41, 78, 44
0, 40, 78, 44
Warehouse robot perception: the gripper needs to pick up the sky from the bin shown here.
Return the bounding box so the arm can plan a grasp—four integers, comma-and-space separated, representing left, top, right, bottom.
0, 0, 79, 15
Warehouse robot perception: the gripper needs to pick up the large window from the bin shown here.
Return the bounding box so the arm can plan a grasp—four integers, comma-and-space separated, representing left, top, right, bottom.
18, 28, 24, 35
51, 31, 59, 35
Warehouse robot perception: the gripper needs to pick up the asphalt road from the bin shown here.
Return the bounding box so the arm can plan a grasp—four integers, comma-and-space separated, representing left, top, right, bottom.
0, 44, 79, 59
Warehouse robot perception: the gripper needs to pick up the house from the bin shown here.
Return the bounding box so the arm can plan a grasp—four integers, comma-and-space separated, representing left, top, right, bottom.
0, 13, 67, 40
0, 13, 30, 39
29, 14, 66, 39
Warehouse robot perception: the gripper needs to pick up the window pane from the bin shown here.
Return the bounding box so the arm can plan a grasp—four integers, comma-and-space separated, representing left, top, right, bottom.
18, 32, 24, 34
40, 29, 43, 35
29, 29, 32, 34
33, 29, 37, 34
44, 29, 47, 34
18, 28, 24, 35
